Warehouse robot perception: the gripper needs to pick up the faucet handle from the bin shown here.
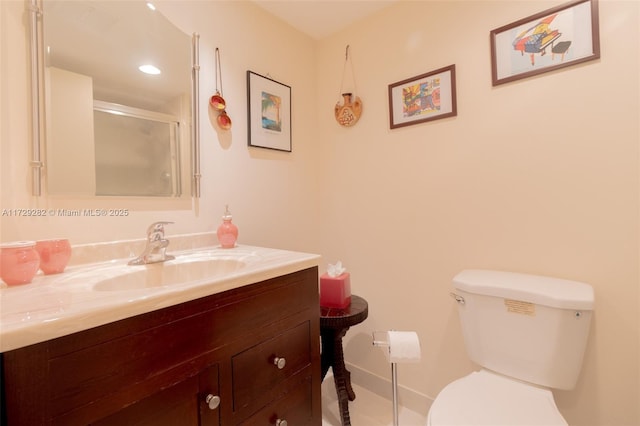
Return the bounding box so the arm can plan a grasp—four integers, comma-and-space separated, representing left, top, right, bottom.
146, 221, 173, 238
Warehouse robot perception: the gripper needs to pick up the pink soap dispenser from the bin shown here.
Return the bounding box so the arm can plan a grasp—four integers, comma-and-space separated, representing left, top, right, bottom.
217, 205, 238, 248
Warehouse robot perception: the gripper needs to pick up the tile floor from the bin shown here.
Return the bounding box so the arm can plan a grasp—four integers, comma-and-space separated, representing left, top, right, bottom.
321, 373, 426, 426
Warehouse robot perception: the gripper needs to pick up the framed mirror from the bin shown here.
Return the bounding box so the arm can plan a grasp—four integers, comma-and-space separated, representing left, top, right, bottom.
30, 0, 200, 197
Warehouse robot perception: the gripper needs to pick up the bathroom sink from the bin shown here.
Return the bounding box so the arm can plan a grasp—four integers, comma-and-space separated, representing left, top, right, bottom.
93, 257, 248, 291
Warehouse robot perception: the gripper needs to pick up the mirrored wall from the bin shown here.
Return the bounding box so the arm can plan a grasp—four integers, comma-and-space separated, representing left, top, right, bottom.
30, 0, 200, 197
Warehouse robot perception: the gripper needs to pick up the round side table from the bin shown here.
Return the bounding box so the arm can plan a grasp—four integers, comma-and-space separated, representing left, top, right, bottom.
320, 294, 368, 426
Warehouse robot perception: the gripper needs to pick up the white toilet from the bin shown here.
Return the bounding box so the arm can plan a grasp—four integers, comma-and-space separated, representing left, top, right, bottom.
427, 269, 594, 425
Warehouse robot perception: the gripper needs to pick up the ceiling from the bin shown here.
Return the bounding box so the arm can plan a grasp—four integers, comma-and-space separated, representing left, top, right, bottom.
251, 1, 397, 40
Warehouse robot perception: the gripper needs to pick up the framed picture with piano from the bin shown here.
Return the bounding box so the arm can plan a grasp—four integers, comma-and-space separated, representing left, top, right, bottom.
490, 0, 600, 86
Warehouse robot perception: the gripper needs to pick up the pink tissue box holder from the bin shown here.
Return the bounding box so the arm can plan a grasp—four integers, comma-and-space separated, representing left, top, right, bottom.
320, 272, 351, 308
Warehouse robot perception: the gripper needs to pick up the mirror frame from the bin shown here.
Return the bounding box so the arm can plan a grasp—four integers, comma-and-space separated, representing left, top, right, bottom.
28, 0, 201, 198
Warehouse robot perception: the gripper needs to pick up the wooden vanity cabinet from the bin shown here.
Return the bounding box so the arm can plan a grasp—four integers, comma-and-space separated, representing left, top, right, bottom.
1, 267, 321, 425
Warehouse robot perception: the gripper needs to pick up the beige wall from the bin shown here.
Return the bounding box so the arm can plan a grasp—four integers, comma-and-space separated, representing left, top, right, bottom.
314, 1, 638, 425
1, 1, 638, 425
46, 67, 96, 195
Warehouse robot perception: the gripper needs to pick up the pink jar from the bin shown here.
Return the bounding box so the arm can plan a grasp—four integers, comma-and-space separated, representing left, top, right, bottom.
0, 241, 40, 285
35, 239, 72, 275
217, 206, 238, 249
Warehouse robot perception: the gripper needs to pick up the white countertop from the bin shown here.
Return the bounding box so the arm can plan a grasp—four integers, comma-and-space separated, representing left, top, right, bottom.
0, 245, 321, 353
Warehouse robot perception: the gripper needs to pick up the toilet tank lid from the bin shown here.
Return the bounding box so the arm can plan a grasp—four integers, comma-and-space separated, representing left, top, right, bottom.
453, 270, 594, 310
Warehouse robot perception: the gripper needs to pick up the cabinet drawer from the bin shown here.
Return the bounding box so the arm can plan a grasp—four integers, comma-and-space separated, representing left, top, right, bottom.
239, 376, 313, 426
232, 321, 311, 412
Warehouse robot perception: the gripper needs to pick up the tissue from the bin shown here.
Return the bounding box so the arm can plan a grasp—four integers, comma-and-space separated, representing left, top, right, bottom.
320, 261, 351, 309
386, 331, 421, 364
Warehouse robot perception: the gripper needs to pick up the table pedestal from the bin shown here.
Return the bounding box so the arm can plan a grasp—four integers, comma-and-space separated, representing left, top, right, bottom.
320, 295, 368, 426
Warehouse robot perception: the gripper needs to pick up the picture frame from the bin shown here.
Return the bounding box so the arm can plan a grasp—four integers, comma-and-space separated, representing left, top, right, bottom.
247, 71, 292, 151
490, 0, 600, 86
388, 65, 457, 129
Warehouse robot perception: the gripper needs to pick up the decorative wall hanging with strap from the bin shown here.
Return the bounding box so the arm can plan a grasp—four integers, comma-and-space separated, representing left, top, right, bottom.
334, 45, 363, 127
210, 47, 231, 130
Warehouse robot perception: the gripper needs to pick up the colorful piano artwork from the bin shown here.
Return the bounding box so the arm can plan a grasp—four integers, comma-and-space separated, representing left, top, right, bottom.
512, 14, 571, 66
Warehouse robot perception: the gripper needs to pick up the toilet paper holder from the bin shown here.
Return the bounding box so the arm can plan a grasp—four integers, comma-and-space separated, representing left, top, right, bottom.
372, 330, 391, 348
372, 330, 421, 426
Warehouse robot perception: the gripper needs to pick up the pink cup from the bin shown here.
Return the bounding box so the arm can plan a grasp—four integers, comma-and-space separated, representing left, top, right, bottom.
35, 239, 72, 275
0, 241, 40, 285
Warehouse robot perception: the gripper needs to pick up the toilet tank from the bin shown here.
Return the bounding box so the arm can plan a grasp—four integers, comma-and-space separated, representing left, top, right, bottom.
452, 269, 594, 390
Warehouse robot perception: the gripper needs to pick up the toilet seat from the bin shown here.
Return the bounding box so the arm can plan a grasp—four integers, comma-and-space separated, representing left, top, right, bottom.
427, 370, 567, 425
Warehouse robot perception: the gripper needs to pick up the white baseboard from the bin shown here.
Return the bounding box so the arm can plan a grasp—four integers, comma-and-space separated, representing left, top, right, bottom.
346, 362, 433, 417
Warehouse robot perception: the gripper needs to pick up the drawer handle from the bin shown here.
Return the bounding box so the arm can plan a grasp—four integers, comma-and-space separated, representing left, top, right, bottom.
273, 356, 286, 369
276, 419, 288, 426
205, 394, 221, 410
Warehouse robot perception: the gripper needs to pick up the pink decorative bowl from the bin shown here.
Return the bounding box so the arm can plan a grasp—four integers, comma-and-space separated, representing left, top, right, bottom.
0, 241, 40, 285
35, 239, 72, 275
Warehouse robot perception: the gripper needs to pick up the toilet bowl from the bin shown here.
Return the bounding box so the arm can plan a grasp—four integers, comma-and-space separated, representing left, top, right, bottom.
427, 269, 594, 426
426, 370, 566, 425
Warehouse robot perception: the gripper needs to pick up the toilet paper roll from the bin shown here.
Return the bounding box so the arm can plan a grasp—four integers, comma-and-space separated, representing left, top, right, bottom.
387, 331, 421, 364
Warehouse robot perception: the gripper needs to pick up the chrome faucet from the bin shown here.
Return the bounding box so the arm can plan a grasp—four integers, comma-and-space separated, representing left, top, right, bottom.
128, 221, 176, 265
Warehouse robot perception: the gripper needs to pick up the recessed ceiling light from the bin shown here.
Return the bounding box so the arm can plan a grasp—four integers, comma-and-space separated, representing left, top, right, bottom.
146, 2, 156, 11
139, 64, 161, 75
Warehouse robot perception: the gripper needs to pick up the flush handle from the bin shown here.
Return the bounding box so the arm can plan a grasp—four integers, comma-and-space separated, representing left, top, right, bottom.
276, 419, 288, 426
450, 292, 465, 305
